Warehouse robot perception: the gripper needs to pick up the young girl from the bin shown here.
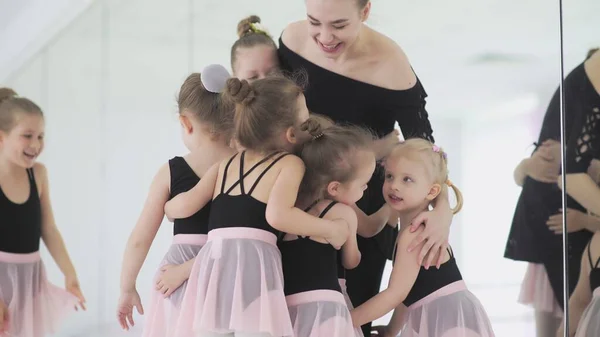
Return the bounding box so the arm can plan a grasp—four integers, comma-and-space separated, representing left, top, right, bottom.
0, 88, 86, 337
351, 138, 494, 337
278, 118, 371, 337
115, 65, 236, 336
230, 15, 280, 82
507, 48, 600, 337
164, 73, 349, 337
554, 48, 600, 335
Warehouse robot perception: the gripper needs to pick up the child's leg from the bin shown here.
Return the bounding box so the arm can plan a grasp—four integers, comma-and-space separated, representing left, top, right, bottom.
534, 311, 561, 337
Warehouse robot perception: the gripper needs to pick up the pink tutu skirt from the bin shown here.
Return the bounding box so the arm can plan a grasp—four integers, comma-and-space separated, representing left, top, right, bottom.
401, 281, 495, 337
338, 279, 353, 309
0, 251, 78, 337
174, 228, 293, 337
574, 287, 600, 337
142, 234, 207, 337
286, 289, 361, 337
518, 263, 563, 318
338, 278, 364, 337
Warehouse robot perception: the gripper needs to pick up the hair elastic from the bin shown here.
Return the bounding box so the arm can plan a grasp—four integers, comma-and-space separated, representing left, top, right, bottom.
249, 22, 270, 36
200, 64, 231, 93
432, 144, 448, 159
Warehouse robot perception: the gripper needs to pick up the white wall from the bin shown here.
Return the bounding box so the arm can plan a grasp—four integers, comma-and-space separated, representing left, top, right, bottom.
4, 0, 599, 336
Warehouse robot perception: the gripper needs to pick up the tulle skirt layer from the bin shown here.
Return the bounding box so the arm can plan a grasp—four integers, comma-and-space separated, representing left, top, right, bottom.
0, 250, 78, 337
575, 287, 600, 337
286, 289, 362, 337
142, 234, 206, 337
518, 263, 563, 317
402, 281, 495, 337
175, 228, 293, 337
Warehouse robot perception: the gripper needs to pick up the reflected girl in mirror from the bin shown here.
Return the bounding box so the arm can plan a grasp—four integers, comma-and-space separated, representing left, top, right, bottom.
277, 1, 453, 334
0, 88, 86, 337
506, 48, 600, 336
554, 47, 600, 337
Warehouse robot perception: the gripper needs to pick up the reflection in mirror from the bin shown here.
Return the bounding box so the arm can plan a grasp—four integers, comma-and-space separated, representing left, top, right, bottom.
553, 2, 600, 336
502, 12, 600, 337
0, 0, 565, 336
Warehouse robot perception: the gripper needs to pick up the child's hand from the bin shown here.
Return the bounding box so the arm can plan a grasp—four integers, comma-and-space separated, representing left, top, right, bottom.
408, 208, 451, 269
156, 264, 189, 298
326, 219, 349, 250
65, 274, 86, 311
373, 130, 402, 160
0, 300, 9, 334
382, 129, 402, 152
527, 139, 561, 183
116, 288, 144, 331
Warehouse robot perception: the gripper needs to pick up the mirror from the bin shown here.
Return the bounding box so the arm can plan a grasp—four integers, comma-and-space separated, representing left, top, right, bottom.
0, 0, 565, 336
555, 1, 600, 336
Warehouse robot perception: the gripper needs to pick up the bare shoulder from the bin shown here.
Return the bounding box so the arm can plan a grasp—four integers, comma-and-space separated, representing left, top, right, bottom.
586, 48, 600, 67
585, 50, 600, 93
32, 162, 48, 192
281, 20, 308, 52
32, 162, 47, 178
154, 162, 171, 184
275, 154, 306, 178
217, 153, 234, 170
325, 202, 358, 226
144, 162, 171, 197
278, 153, 305, 169
370, 30, 417, 90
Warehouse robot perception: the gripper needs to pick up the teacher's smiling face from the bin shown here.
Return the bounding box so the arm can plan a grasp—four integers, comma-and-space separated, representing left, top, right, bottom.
305, 0, 370, 59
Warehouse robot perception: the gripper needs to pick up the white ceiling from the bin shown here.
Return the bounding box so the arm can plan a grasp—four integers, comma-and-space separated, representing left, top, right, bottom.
0, 0, 598, 119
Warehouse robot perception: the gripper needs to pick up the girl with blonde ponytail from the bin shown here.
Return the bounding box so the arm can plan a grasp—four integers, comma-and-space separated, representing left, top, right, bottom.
351, 138, 494, 337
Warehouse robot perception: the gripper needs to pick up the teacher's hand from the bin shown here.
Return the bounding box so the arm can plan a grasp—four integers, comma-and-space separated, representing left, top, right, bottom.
407, 206, 452, 269
527, 139, 561, 183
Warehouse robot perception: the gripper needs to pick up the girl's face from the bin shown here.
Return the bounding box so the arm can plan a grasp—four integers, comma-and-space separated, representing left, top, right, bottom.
234, 45, 280, 83
0, 113, 45, 168
305, 0, 368, 59
382, 155, 440, 213
328, 150, 375, 205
